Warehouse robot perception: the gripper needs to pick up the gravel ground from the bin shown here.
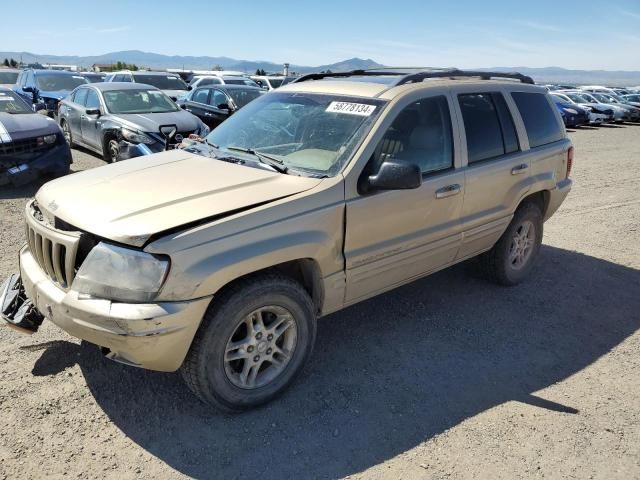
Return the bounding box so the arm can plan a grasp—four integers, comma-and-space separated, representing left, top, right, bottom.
0, 127, 639, 480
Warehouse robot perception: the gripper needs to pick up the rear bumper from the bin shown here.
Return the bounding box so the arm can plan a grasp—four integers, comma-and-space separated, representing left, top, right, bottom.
17, 245, 211, 371
545, 178, 572, 221
0, 143, 71, 186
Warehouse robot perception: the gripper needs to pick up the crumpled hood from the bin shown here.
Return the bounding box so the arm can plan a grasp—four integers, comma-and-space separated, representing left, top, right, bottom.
0, 112, 60, 142
116, 110, 202, 135
35, 149, 322, 247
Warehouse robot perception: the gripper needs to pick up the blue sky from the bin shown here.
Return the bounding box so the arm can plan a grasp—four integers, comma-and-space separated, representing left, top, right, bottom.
2, 0, 640, 70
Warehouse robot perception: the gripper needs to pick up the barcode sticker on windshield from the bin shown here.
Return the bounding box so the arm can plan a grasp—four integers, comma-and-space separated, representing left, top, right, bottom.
326, 101, 376, 116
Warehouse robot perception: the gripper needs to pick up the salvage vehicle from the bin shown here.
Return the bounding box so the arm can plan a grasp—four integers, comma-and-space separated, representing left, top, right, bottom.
589, 92, 639, 122
551, 92, 612, 125
0, 87, 71, 186
1, 69, 573, 411
250, 75, 296, 90
622, 94, 640, 108
105, 71, 189, 100
179, 84, 264, 128
58, 82, 208, 162
0, 68, 21, 88
550, 97, 589, 127
14, 69, 88, 117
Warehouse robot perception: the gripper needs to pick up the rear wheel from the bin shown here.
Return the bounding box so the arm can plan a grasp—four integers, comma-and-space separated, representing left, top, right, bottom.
180, 273, 316, 412
480, 202, 543, 286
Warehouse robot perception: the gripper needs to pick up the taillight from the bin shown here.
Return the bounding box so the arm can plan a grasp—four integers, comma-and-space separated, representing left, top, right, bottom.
566, 146, 574, 178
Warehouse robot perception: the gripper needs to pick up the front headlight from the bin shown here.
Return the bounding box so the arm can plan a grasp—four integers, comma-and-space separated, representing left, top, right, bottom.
121, 128, 154, 145
73, 243, 169, 303
564, 108, 578, 115
43, 134, 57, 144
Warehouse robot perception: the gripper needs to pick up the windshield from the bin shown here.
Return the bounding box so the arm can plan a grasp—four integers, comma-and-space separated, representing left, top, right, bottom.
83, 74, 105, 83
224, 78, 259, 87
102, 88, 180, 114
228, 88, 264, 108
267, 78, 283, 88
552, 94, 570, 103
35, 74, 88, 91
625, 95, 640, 102
0, 90, 32, 113
566, 94, 590, 103
206, 92, 386, 176
132, 74, 188, 90
0, 71, 19, 84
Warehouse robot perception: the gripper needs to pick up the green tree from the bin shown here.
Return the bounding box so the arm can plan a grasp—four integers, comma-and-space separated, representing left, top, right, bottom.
9, 58, 18, 68
213, 64, 223, 71
3, 58, 9, 67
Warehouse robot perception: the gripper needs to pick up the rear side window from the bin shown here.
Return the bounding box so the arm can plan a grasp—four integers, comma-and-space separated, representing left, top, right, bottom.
511, 92, 563, 148
458, 92, 519, 164
74, 88, 88, 105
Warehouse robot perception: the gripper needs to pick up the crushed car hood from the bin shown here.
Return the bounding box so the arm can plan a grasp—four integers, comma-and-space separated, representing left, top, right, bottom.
35, 149, 322, 247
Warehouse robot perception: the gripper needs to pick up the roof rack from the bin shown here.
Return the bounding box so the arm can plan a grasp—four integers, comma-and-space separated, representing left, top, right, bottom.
293, 68, 535, 86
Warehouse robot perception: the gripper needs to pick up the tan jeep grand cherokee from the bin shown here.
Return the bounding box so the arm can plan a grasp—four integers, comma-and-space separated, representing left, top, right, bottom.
1, 69, 573, 411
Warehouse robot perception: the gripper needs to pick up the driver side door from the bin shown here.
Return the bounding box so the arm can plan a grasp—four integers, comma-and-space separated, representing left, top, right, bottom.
344, 94, 465, 304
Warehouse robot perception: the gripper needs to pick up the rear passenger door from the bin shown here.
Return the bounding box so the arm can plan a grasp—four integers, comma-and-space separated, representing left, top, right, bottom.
68, 87, 88, 141
454, 89, 532, 259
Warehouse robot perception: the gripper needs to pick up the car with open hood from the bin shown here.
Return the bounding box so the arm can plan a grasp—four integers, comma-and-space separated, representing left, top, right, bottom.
14, 69, 88, 117
58, 82, 209, 162
0, 87, 71, 186
1, 68, 573, 412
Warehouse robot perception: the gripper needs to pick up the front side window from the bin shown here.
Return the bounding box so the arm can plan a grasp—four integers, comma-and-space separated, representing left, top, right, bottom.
191, 88, 210, 104
511, 92, 564, 148
372, 95, 453, 175
459, 92, 519, 163
85, 89, 100, 109
35, 74, 88, 91
206, 92, 386, 176
210, 90, 229, 108
102, 89, 180, 114
228, 88, 264, 108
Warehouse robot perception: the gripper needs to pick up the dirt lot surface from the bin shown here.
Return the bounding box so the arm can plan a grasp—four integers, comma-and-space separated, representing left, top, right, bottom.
1, 128, 639, 480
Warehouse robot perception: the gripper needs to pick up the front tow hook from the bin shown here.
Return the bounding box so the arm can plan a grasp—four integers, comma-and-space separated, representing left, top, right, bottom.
0, 274, 44, 335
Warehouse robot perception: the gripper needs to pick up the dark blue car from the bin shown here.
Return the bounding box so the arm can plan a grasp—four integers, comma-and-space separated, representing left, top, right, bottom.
13, 69, 88, 118
552, 98, 589, 127
0, 87, 71, 186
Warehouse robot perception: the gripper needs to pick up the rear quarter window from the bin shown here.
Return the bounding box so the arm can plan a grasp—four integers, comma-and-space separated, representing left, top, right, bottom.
511, 92, 564, 148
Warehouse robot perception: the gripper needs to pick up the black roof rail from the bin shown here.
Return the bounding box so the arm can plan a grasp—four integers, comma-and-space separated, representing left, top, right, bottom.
293, 68, 535, 85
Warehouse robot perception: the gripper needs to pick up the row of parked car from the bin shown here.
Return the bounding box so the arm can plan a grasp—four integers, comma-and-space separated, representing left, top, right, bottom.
545, 84, 640, 127
0, 67, 295, 172
1, 65, 640, 187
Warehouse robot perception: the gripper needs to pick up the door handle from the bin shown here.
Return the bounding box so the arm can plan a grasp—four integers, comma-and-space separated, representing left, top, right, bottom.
435, 184, 461, 199
511, 163, 529, 175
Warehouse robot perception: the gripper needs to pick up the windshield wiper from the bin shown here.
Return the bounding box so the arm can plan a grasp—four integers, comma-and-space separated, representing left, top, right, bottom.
226, 146, 288, 174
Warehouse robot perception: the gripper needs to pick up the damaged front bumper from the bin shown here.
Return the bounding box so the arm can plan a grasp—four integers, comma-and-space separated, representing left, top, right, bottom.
0, 143, 71, 186
1, 246, 212, 372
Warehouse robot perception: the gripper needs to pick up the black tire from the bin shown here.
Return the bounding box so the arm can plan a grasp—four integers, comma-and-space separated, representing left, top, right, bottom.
103, 136, 119, 163
180, 273, 317, 412
480, 202, 543, 286
61, 120, 74, 148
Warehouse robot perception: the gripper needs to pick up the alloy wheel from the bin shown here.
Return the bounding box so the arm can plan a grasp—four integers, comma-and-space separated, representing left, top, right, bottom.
508, 220, 536, 270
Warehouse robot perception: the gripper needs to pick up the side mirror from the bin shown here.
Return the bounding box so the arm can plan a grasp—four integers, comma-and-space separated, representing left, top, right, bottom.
217, 103, 230, 111
85, 108, 100, 116
23, 86, 34, 93
187, 85, 193, 91
367, 159, 422, 191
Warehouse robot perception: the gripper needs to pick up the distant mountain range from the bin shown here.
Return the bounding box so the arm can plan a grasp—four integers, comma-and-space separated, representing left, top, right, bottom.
1, 50, 639, 85
0, 50, 383, 74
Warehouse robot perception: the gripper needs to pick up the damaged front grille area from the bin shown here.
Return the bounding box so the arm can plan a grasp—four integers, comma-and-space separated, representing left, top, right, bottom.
0, 136, 56, 158
25, 201, 82, 290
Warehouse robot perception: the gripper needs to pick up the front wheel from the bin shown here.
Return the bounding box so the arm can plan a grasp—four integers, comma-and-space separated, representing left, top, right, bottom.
180, 273, 316, 411
104, 137, 120, 163
480, 202, 543, 286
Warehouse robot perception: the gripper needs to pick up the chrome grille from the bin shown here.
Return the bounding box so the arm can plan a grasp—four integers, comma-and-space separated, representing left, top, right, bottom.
25, 201, 81, 290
